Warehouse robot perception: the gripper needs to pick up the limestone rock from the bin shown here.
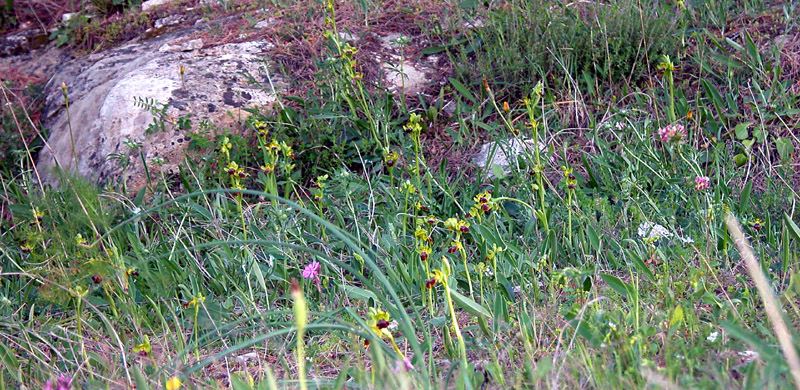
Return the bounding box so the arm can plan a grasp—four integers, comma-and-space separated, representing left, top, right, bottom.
141, 0, 175, 12
384, 57, 430, 96
159, 38, 203, 52
474, 138, 544, 177
154, 15, 184, 29
253, 19, 276, 29
377, 33, 432, 96
0, 29, 49, 56
37, 27, 280, 191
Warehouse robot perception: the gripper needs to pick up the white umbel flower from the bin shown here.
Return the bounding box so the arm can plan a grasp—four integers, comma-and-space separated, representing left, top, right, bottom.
637, 222, 694, 244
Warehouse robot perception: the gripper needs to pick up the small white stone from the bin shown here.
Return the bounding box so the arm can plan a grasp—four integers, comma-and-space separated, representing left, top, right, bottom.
738, 350, 759, 362
254, 19, 274, 29
474, 138, 545, 177
154, 15, 183, 29
462, 18, 485, 29
338, 31, 357, 42
384, 61, 429, 95
141, 0, 174, 12
235, 352, 258, 363
159, 38, 203, 53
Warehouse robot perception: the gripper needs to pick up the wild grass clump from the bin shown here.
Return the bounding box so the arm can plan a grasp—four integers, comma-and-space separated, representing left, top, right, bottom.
0, 0, 799, 389
450, 0, 679, 98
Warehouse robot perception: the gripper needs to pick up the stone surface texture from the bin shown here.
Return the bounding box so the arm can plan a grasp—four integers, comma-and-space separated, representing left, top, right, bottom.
37, 27, 279, 191
377, 33, 433, 96
141, 0, 176, 12
473, 138, 545, 177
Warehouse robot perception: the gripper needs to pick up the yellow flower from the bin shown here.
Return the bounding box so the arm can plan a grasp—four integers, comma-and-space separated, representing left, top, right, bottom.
417, 245, 431, 261
471, 191, 496, 216
220, 136, 232, 156
383, 149, 399, 167
367, 307, 393, 339
444, 218, 459, 231
267, 139, 281, 154
32, 208, 44, 225
404, 113, 423, 134
485, 243, 504, 261
280, 141, 294, 158
225, 161, 239, 175
414, 227, 428, 242
133, 341, 151, 356
166, 376, 182, 390
253, 120, 268, 136
657, 55, 676, 73
73, 285, 89, 298
186, 292, 206, 308
400, 180, 416, 195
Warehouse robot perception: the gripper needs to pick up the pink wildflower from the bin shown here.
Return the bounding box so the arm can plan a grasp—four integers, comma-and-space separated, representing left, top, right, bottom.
45, 375, 71, 390
694, 176, 710, 190
302, 261, 321, 281
394, 356, 414, 372
657, 124, 686, 143
56, 375, 71, 390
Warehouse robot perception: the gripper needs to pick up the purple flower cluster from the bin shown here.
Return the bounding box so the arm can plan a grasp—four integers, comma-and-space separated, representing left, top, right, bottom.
44, 375, 71, 390
694, 176, 711, 190
302, 261, 321, 283
657, 124, 686, 143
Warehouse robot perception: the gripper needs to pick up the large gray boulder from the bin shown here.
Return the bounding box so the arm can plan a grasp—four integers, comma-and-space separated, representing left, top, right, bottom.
37, 28, 280, 191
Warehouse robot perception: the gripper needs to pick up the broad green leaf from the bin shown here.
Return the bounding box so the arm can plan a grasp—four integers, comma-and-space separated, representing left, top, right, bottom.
448, 77, 477, 104
343, 284, 377, 302
568, 319, 597, 344
491, 164, 507, 179
624, 248, 655, 282
740, 181, 752, 211
586, 225, 600, 252
0, 342, 19, 372
186, 201, 213, 220
132, 368, 151, 390
600, 274, 632, 300
450, 289, 491, 320
776, 137, 794, 162
533, 356, 553, 380
734, 153, 748, 167
734, 122, 751, 140
670, 305, 684, 328
230, 374, 252, 390
785, 213, 800, 242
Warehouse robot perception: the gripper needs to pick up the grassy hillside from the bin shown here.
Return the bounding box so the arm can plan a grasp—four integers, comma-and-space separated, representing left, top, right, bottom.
1, 0, 799, 388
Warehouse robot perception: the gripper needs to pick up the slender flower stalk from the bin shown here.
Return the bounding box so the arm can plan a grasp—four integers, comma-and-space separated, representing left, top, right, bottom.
658, 56, 677, 123
291, 281, 308, 390
524, 86, 549, 234
437, 259, 469, 382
